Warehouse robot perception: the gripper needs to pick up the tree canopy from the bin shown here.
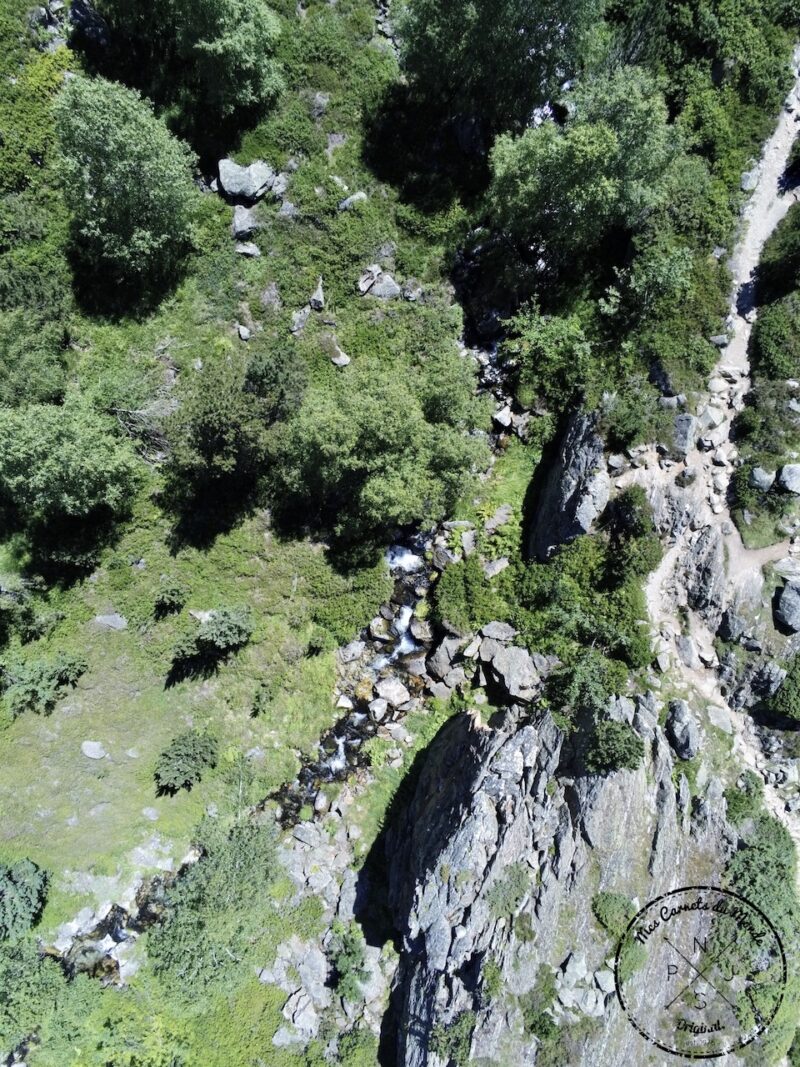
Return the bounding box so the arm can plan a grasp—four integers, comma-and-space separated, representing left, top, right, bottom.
399, 0, 603, 136
55, 75, 196, 287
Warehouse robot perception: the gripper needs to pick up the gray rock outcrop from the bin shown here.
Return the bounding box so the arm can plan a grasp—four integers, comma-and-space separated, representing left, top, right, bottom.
218, 159, 275, 202
775, 581, 800, 632
527, 411, 610, 561
386, 698, 731, 1067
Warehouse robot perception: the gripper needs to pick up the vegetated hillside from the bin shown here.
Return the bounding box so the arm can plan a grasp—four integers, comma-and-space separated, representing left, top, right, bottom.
0, 0, 799, 1064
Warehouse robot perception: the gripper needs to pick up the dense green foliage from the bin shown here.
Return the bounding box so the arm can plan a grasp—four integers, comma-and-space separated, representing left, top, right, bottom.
328, 920, 369, 1002
55, 75, 196, 290
430, 1010, 476, 1067
154, 729, 219, 793
0, 859, 47, 940
770, 658, 800, 721
0, 400, 140, 567
0, 653, 86, 718
591, 891, 635, 940
399, 0, 602, 136
489, 68, 676, 271
585, 720, 645, 774
724, 770, 765, 824
98, 0, 283, 133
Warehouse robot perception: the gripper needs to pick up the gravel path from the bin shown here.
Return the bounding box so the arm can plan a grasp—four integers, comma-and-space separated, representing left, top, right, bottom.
640, 51, 800, 893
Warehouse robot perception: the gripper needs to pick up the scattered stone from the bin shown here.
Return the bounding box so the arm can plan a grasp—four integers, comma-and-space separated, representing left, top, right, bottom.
339, 191, 368, 211
485, 504, 513, 534
675, 635, 699, 669
493, 405, 513, 429
340, 640, 365, 663
291, 306, 311, 334
741, 169, 759, 192
707, 705, 732, 735
235, 241, 261, 257
81, 741, 107, 760
483, 557, 509, 579
488, 645, 539, 701
369, 698, 389, 721
376, 677, 411, 707
309, 277, 325, 311
232, 205, 258, 238
279, 201, 298, 219
261, 282, 282, 310
709, 334, 730, 348
93, 613, 127, 631
237, 324, 251, 341
218, 158, 274, 201
370, 273, 402, 299
750, 467, 776, 492
481, 621, 517, 642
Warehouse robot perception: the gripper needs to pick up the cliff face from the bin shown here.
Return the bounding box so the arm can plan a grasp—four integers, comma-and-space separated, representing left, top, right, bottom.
526, 410, 610, 562
387, 699, 734, 1066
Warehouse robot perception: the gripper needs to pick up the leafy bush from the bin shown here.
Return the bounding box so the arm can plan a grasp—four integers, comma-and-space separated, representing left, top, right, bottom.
770, 658, 800, 721
155, 730, 218, 794
328, 920, 369, 1002
154, 577, 188, 618
338, 1029, 380, 1067
0, 859, 47, 940
724, 770, 764, 824
519, 965, 559, 1041
487, 862, 530, 918
0, 400, 140, 567
430, 1010, 476, 1067
164, 355, 269, 514
585, 720, 645, 774
149, 820, 277, 991
591, 891, 635, 939
55, 75, 196, 290
172, 607, 253, 667
433, 554, 508, 635
244, 337, 307, 424
752, 293, 800, 379
1, 654, 87, 717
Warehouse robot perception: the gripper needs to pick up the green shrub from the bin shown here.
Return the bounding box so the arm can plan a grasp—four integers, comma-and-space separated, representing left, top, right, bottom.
328, 921, 369, 1003
592, 891, 635, 940
0, 859, 47, 940
724, 770, 764, 824
0, 399, 141, 567
519, 965, 559, 1041
338, 1028, 380, 1067
154, 730, 218, 794
487, 862, 530, 918
482, 957, 504, 1001
55, 75, 197, 288
585, 720, 645, 774
433, 554, 508, 635
770, 658, 800, 720
752, 293, 800, 379
430, 1010, 476, 1067
149, 820, 277, 992
1, 654, 87, 717
154, 577, 188, 618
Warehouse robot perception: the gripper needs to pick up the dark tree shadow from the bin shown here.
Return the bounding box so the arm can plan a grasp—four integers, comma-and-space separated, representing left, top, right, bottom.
164, 651, 221, 689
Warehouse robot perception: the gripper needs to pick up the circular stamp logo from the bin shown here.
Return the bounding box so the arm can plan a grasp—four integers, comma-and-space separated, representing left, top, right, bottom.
614, 886, 786, 1059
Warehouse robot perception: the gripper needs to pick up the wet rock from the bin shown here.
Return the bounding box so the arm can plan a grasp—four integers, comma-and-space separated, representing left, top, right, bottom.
666, 699, 700, 760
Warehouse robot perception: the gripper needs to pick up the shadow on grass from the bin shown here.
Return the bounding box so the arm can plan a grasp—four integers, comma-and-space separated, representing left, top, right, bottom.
164, 651, 221, 689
